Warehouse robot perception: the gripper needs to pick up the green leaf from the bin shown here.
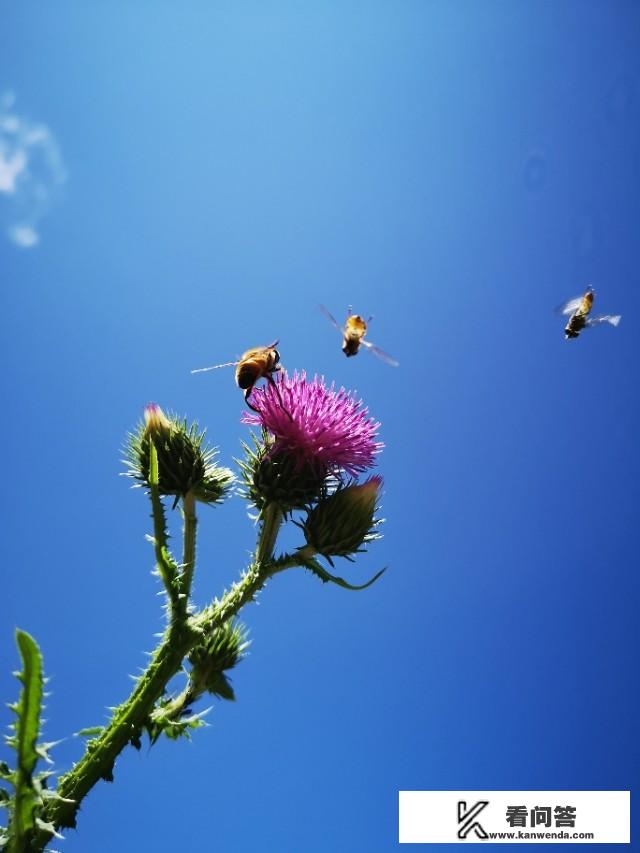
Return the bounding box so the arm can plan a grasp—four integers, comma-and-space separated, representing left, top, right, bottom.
75, 726, 105, 738
148, 709, 210, 744
5, 629, 45, 852
298, 554, 386, 591
210, 674, 235, 702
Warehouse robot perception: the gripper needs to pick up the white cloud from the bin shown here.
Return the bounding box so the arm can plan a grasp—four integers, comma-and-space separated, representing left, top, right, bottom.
0, 145, 27, 193
1, 116, 19, 133
8, 224, 39, 247
0, 93, 66, 248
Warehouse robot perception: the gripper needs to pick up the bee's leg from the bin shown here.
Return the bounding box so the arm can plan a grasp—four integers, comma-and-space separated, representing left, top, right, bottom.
244, 387, 261, 414
267, 373, 293, 421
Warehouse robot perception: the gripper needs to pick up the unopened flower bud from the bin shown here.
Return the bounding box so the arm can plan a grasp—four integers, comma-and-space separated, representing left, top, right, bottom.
239, 434, 328, 513
144, 402, 172, 435
302, 476, 383, 560
188, 621, 249, 701
124, 405, 234, 506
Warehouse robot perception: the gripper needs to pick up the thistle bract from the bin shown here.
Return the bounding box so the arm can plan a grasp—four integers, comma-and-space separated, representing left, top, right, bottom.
238, 433, 328, 513
188, 621, 249, 701
125, 404, 233, 505
241, 371, 382, 476
302, 476, 383, 560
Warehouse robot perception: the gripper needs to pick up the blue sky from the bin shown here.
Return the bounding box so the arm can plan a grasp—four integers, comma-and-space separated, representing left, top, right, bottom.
1, 3, 639, 851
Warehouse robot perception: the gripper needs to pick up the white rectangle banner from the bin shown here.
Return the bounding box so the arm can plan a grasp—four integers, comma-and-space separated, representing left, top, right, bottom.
399, 791, 630, 844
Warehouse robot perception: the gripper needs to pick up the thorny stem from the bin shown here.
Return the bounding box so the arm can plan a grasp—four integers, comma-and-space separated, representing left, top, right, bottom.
180, 491, 197, 608
31, 621, 196, 849
152, 681, 198, 724
256, 503, 284, 566
194, 503, 285, 634
32, 502, 290, 851
148, 440, 180, 609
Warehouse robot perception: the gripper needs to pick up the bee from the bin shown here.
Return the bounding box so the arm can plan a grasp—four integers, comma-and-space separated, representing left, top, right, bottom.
557, 286, 621, 340
319, 305, 399, 366
191, 340, 289, 415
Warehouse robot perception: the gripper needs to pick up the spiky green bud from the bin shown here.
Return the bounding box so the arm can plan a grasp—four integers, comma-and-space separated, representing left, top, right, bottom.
238, 432, 327, 513
124, 404, 234, 506
188, 621, 250, 701
301, 476, 383, 561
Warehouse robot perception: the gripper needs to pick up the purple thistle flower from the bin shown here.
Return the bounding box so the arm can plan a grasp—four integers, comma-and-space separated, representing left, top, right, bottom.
241, 371, 382, 476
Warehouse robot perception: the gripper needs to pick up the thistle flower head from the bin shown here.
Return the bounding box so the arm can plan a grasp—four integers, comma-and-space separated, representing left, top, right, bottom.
301, 475, 383, 561
241, 371, 382, 476
124, 404, 234, 506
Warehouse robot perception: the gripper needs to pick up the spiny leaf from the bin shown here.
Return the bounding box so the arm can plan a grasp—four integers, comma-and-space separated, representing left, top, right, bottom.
298, 554, 386, 591
35, 742, 58, 765
35, 816, 63, 839
209, 673, 235, 702
5, 629, 45, 852
146, 709, 210, 745
40, 787, 71, 802
75, 726, 105, 738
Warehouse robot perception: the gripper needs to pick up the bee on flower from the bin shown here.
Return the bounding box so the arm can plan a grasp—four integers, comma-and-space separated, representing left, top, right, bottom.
240, 371, 385, 569
241, 370, 383, 477
191, 340, 290, 416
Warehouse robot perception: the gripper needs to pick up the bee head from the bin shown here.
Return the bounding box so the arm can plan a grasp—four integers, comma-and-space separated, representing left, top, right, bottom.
272, 349, 281, 365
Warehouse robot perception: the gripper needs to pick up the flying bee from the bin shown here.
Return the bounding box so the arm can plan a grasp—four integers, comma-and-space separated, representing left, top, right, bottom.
557, 286, 621, 340
191, 340, 290, 416
319, 305, 399, 366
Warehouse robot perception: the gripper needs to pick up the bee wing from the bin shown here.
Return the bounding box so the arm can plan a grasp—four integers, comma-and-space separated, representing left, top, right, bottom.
555, 296, 583, 316
360, 338, 399, 367
318, 304, 343, 334
586, 314, 621, 328
191, 360, 239, 374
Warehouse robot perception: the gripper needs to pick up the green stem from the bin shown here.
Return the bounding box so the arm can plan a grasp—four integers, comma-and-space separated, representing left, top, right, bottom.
151, 682, 199, 724
32, 621, 197, 847
269, 551, 307, 574
148, 440, 180, 608
193, 504, 284, 636
33, 554, 284, 848
180, 491, 197, 608
32, 506, 286, 850
256, 503, 283, 566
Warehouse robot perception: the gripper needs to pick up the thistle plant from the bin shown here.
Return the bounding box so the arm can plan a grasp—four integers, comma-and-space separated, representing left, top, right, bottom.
1, 372, 386, 851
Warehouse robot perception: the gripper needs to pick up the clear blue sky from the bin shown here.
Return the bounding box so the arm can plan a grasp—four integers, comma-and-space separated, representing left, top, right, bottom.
1, 3, 639, 851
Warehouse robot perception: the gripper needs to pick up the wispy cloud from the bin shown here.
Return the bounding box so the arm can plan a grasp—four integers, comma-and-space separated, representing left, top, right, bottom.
8, 224, 39, 248
0, 92, 66, 248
